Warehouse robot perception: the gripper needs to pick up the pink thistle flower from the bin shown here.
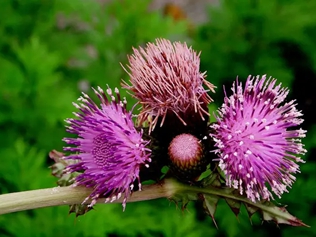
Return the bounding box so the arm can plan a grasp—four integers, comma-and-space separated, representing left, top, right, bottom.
210, 75, 307, 202
63, 86, 151, 209
168, 133, 207, 180
122, 38, 216, 132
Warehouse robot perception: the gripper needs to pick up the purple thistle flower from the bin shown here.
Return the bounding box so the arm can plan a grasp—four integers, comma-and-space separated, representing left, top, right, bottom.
210, 75, 307, 202
63, 86, 151, 209
122, 38, 216, 132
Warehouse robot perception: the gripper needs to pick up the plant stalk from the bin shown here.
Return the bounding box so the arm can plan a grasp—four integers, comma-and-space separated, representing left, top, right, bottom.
0, 178, 308, 227
0, 182, 172, 215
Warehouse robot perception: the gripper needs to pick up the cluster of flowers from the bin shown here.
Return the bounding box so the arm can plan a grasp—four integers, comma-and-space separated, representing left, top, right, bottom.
63, 38, 306, 209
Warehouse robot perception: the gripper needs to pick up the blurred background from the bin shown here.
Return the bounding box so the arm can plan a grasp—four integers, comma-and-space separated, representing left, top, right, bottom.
0, 0, 316, 236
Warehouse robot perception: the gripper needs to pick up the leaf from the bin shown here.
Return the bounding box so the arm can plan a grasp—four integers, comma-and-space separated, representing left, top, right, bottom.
49, 149, 78, 187
244, 202, 259, 216
258, 201, 309, 227
200, 193, 220, 228
69, 203, 93, 217
197, 172, 308, 227
201, 189, 309, 227
49, 150, 94, 217
244, 202, 259, 222
225, 197, 241, 217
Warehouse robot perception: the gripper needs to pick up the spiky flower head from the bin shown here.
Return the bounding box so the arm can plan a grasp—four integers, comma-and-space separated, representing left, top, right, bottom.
63, 87, 151, 209
122, 38, 216, 132
168, 133, 206, 180
210, 75, 306, 202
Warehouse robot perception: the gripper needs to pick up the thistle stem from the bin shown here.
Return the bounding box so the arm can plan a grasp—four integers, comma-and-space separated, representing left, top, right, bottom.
0, 182, 172, 215
0, 179, 308, 227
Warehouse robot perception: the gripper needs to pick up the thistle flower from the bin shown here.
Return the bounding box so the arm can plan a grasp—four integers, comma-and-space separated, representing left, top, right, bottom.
168, 133, 207, 180
63, 86, 151, 209
122, 38, 216, 132
210, 75, 306, 202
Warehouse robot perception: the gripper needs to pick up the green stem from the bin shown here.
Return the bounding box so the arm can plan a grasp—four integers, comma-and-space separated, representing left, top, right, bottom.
0, 178, 309, 227
0, 181, 174, 215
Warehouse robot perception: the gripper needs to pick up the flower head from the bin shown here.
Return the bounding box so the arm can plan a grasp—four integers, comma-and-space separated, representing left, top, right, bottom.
168, 133, 207, 180
210, 75, 306, 202
122, 38, 215, 132
63, 87, 151, 209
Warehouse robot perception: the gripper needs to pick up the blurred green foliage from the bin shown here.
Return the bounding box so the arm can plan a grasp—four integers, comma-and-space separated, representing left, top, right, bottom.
0, 0, 316, 236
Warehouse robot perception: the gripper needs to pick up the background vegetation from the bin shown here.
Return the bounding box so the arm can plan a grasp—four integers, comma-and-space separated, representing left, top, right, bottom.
0, 0, 315, 236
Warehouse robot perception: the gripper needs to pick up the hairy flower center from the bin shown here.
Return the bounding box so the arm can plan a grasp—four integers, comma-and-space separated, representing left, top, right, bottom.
169, 133, 201, 162
92, 134, 114, 167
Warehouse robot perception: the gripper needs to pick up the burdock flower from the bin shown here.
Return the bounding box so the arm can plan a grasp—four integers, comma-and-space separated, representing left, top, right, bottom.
210, 75, 307, 202
63, 86, 151, 209
122, 38, 216, 132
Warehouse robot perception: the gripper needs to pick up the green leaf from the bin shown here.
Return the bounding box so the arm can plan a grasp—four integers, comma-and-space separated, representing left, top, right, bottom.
225, 197, 242, 216
200, 193, 220, 228
258, 201, 309, 227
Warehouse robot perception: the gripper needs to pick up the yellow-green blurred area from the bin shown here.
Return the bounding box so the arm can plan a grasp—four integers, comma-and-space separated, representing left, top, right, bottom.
1, 0, 316, 236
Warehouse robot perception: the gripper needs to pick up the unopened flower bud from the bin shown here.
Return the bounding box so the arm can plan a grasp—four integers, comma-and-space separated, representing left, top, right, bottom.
168, 133, 207, 181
